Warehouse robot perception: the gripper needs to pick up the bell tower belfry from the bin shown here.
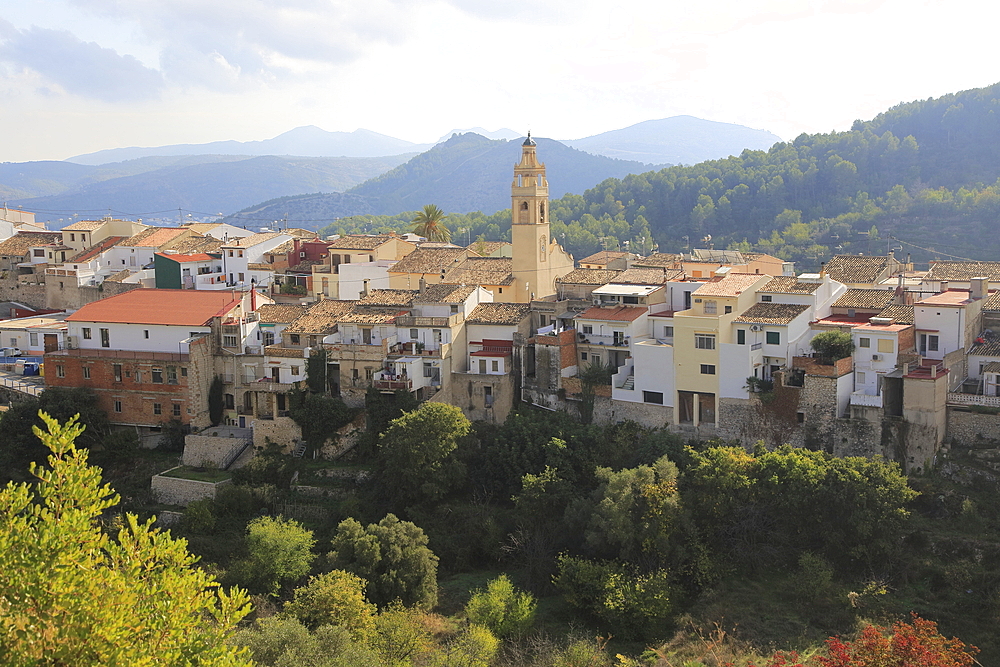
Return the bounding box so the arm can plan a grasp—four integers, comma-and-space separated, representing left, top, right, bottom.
511, 133, 572, 301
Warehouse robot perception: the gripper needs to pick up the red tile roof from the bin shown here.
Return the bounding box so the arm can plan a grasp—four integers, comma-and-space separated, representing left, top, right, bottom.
156, 252, 218, 263
65, 289, 240, 326
576, 306, 647, 322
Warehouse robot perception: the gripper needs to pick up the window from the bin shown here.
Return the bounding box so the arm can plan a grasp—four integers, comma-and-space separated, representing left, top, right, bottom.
613, 331, 625, 346
144, 330, 149, 339
365, 367, 374, 381
761, 295, 772, 302
223, 335, 238, 348
928, 335, 939, 351
643, 391, 664, 404
766, 331, 780, 345
591, 354, 600, 365
56, 365, 65, 378
352, 368, 359, 380
484, 385, 494, 407
29, 332, 37, 347
238, 273, 244, 282
581, 352, 588, 361
82, 328, 92, 340
737, 329, 746, 345
491, 360, 499, 372
857, 371, 866, 384
291, 366, 300, 375
228, 250, 234, 257
100, 328, 110, 348
135, 370, 142, 383
114, 401, 122, 413
225, 394, 235, 409
238, 250, 243, 258
153, 403, 162, 415
725, 305, 733, 314
290, 334, 300, 345
878, 338, 894, 353
859, 337, 870, 348
151, 368, 163, 383
82, 367, 90, 379
262, 331, 275, 346
9, 338, 16, 348
583, 325, 593, 335
703, 300, 717, 314
33, 249, 44, 257
450, 305, 459, 314
700, 364, 716, 375
167, 366, 178, 384
113, 364, 122, 382
663, 326, 674, 338
173, 403, 181, 417
180, 367, 187, 377
410, 329, 418, 340
623, 296, 639, 304
694, 334, 715, 350
423, 363, 433, 378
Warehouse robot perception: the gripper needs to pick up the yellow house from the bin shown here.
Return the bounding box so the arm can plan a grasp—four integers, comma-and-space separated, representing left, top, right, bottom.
672, 273, 770, 427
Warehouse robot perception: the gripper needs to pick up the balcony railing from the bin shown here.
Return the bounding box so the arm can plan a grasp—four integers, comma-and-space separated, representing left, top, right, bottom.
850, 391, 883, 407
374, 377, 413, 391
948, 392, 1000, 408
578, 333, 629, 348
395, 313, 463, 327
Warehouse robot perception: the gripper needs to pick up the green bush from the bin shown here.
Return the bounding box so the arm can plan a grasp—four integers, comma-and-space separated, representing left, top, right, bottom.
465, 574, 536, 639
284, 570, 376, 639
230, 516, 315, 595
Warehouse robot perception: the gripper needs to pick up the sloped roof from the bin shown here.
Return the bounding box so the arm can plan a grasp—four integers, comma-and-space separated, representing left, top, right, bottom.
832, 288, 895, 310
266, 240, 295, 256
557, 268, 623, 285
969, 339, 1000, 357
415, 283, 477, 303
633, 252, 681, 269
467, 302, 531, 325
0, 232, 62, 256
824, 255, 888, 284
327, 235, 397, 250
222, 232, 287, 249
118, 227, 189, 248
466, 241, 510, 257
760, 276, 822, 294
67, 236, 126, 263
284, 299, 357, 334
65, 289, 239, 326
692, 273, 764, 297
733, 302, 809, 325
877, 304, 915, 324
61, 219, 107, 231
615, 267, 671, 285
442, 257, 515, 286
579, 250, 629, 264
156, 252, 216, 263
389, 247, 467, 275
357, 289, 419, 308
337, 307, 405, 325
576, 306, 647, 322
103, 269, 135, 283
257, 304, 309, 324
925, 261, 1000, 281
983, 290, 1000, 312
169, 235, 224, 254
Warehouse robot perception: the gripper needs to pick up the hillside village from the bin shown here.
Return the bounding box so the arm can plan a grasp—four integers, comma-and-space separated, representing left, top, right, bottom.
0, 137, 997, 483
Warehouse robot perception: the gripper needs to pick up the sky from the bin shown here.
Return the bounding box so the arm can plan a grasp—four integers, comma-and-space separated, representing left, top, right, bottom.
0, 0, 996, 163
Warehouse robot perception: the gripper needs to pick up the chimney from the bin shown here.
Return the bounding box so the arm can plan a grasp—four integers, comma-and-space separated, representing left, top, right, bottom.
971, 276, 987, 300
819, 262, 826, 278
362, 279, 370, 298
940, 281, 949, 293
419, 277, 426, 293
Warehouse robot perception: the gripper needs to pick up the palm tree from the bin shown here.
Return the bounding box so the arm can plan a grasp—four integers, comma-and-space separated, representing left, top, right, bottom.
411, 204, 451, 242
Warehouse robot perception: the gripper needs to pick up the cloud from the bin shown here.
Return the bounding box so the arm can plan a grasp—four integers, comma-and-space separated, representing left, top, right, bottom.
0, 20, 164, 102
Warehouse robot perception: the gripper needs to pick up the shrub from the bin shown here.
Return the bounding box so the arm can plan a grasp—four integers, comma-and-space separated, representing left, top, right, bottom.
810, 330, 854, 364
465, 574, 536, 638
284, 570, 376, 639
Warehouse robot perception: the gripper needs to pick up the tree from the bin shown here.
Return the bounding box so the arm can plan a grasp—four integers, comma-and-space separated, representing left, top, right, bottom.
810, 330, 855, 365
378, 402, 470, 505
0, 413, 252, 666
284, 570, 376, 640
288, 389, 353, 454
305, 347, 329, 394
231, 515, 315, 595
329, 514, 439, 609
411, 204, 452, 242
209, 375, 225, 426
465, 574, 536, 639
232, 616, 379, 667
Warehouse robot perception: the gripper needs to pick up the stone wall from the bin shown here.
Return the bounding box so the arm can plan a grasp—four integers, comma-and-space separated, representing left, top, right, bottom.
320, 412, 367, 459
947, 408, 1000, 447
150, 470, 231, 506
252, 415, 302, 451
0, 274, 46, 310
182, 432, 248, 467
45, 280, 142, 311
607, 398, 672, 428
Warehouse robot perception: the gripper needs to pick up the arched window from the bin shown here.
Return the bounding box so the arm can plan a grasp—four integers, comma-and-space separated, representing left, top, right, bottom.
521, 201, 529, 210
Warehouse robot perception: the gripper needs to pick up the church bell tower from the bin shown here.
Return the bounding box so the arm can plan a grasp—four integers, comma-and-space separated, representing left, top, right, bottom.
511, 133, 554, 300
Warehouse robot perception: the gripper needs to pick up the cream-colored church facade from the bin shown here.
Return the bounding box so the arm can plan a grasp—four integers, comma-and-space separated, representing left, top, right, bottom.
510, 135, 575, 301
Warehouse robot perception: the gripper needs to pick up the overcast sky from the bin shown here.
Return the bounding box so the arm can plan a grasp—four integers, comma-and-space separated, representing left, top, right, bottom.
0, 0, 994, 163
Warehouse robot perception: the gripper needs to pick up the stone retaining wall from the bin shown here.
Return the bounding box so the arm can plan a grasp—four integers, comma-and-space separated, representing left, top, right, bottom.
947, 408, 1000, 447
150, 469, 231, 506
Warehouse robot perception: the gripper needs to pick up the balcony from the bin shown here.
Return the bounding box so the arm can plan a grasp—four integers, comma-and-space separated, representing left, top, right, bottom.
948, 392, 1000, 408
374, 376, 413, 392
249, 379, 296, 392
395, 313, 464, 327
850, 391, 883, 407
578, 333, 629, 348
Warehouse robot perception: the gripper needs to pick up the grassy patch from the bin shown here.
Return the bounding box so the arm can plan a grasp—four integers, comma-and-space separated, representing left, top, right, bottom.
160, 466, 232, 483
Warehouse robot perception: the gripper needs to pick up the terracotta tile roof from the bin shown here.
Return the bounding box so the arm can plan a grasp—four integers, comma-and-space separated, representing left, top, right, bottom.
633, 252, 681, 269
733, 302, 809, 325
415, 283, 477, 303
0, 232, 63, 256
156, 252, 216, 263
442, 257, 515, 286
180, 222, 223, 234
103, 269, 135, 282
65, 289, 239, 325
877, 304, 915, 324
222, 232, 288, 248
557, 268, 623, 285
389, 247, 467, 275
832, 288, 895, 310
264, 345, 305, 358
984, 361, 1000, 373
614, 267, 670, 285
284, 299, 357, 334
466, 302, 531, 325
169, 235, 223, 254
61, 219, 107, 231
266, 240, 295, 256
693, 273, 765, 297
67, 236, 126, 263
326, 234, 397, 250
760, 276, 822, 294
118, 227, 189, 248
247, 263, 275, 271
357, 289, 418, 307
579, 250, 629, 264
257, 304, 308, 324
824, 255, 888, 284
983, 291, 1000, 312
925, 261, 1000, 281
466, 241, 510, 257
286, 228, 316, 238
576, 305, 647, 322
969, 340, 1000, 357
690, 248, 747, 264
287, 260, 321, 273
338, 307, 405, 325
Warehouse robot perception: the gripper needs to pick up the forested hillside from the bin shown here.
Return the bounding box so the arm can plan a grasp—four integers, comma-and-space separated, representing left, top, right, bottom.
314, 82, 1000, 270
